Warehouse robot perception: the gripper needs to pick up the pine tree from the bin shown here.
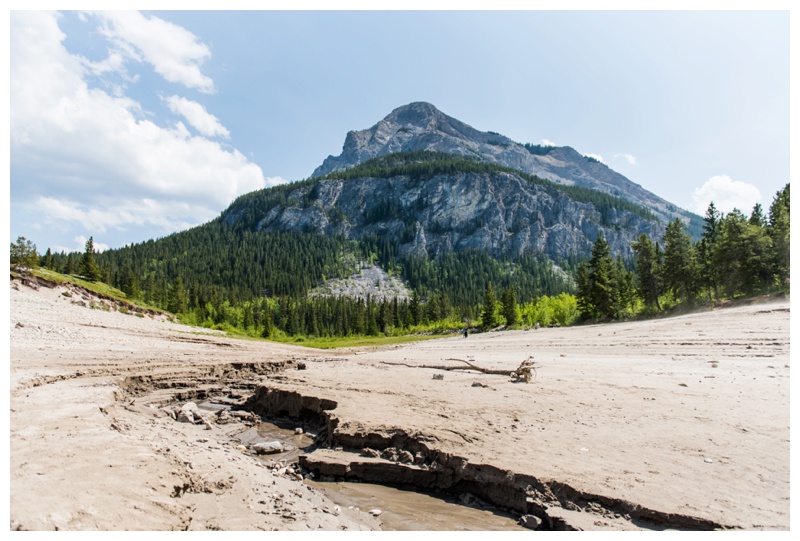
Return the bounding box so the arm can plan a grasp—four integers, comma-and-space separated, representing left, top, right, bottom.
587, 233, 618, 320
662, 219, 697, 305
41, 247, 54, 270
768, 184, 790, 289
697, 202, 721, 300
575, 262, 593, 319
168, 275, 188, 314
481, 282, 498, 329
500, 287, 518, 326
631, 233, 663, 311
79, 237, 102, 282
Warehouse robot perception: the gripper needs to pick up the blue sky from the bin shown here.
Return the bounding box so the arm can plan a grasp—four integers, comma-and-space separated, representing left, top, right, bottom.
7, 5, 793, 253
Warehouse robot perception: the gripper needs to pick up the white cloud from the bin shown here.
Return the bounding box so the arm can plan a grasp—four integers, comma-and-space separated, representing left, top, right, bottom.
690, 175, 762, 215
613, 153, 637, 166
73, 235, 109, 253
164, 95, 230, 138
585, 153, 604, 163
10, 11, 266, 246
265, 176, 289, 187
540, 139, 557, 147
94, 11, 215, 93
36, 196, 211, 236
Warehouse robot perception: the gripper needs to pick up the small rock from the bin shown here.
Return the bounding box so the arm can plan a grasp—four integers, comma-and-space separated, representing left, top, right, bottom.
295, 428, 304, 435
369, 508, 382, 517
177, 402, 200, 423
380, 447, 398, 461
519, 514, 542, 529
414, 452, 426, 465
15, 322, 24, 328
432, 374, 444, 380
397, 450, 414, 464
361, 448, 380, 458
251, 441, 285, 455
704, 457, 713, 464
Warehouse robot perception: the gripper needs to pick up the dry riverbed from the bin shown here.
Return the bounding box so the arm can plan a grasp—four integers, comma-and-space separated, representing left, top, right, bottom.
7, 277, 791, 531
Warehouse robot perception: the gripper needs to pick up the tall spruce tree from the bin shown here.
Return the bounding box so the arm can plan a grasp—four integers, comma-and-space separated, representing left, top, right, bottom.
631, 233, 663, 311
79, 236, 102, 282
768, 184, 790, 289
662, 219, 697, 305
587, 233, 618, 320
697, 202, 721, 300
500, 287, 518, 327
480, 282, 498, 329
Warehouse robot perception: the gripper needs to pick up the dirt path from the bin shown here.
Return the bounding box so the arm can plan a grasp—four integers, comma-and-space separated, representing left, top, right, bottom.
7, 278, 790, 530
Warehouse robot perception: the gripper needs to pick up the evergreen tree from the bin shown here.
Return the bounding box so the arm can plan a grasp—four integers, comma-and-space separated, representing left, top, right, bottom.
631, 233, 663, 311
168, 275, 188, 314
79, 237, 102, 282
587, 233, 618, 320
697, 202, 721, 300
500, 287, 518, 326
122, 267, 141, 299
662, 219, 697, 304
749, 203, 767, 228
409, 291, 421, 326
768, 184, 790, 289
260, 299, 273, 338
575, 262, 593, 319
480, 282, 498, 329
41, 247, 54, 270
615, 256, 636, 317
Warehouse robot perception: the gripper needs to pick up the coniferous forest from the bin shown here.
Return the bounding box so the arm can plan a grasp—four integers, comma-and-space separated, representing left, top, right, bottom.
25, 158, 788, 342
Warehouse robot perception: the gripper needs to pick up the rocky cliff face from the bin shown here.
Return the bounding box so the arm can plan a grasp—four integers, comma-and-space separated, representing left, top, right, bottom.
312, 102, 692, 226
224, 169, 663, 262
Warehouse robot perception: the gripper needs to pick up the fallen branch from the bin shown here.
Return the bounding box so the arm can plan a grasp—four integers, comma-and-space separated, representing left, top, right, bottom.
380, 356, 539, 382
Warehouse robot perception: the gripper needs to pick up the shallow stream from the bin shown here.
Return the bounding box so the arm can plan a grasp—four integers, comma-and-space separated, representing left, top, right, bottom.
234, 415, 526, 531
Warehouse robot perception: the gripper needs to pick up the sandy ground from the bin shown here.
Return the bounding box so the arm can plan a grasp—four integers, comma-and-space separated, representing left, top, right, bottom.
6, 277, 791, 531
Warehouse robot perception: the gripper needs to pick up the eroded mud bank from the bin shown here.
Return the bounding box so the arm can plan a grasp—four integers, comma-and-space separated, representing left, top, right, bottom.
241, 385, 729, 531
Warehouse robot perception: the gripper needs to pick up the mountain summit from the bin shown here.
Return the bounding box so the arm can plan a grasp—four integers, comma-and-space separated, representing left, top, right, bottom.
222, 102, 703, 266
312, 102, 687, 226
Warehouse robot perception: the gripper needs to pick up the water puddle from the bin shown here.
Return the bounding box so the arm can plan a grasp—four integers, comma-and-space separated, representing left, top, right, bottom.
205, 410, 527, 531
305, 480, 527, 531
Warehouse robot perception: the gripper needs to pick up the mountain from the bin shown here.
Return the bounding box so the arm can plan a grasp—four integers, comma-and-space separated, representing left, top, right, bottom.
78, 102, 706, 317
224, 151, 664, 263
312, 102, 695, 227
222, 102, 701, 266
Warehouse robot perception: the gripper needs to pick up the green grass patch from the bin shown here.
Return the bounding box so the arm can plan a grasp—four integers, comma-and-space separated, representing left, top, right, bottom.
28, 267, 163, 313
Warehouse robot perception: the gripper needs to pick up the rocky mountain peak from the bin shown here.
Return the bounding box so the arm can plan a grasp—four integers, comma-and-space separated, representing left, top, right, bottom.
310, 102, 696, 229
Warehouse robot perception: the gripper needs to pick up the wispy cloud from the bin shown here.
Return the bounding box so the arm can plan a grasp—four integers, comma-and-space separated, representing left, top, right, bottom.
94, 11, 215, 93
584, 153, 604, 163
10, 11, 266, 248
164, 95, 230, 138
690, 174, 762, 215
265, 176, 289, 187
540, 139, 557, 147
613, 153, 637, 166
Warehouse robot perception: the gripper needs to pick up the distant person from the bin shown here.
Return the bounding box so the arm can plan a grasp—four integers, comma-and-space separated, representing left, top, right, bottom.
463, 328, 468, 338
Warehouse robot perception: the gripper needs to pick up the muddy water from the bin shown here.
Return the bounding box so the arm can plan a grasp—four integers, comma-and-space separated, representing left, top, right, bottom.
229, 416, 526, 531
305, 480, 528, 531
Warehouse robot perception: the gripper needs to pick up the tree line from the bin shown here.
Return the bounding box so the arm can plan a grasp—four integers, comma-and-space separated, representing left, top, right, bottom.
575, 184, 790, 321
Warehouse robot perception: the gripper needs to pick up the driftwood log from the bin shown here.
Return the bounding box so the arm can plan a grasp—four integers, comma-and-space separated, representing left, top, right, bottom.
382, 356, 539, 383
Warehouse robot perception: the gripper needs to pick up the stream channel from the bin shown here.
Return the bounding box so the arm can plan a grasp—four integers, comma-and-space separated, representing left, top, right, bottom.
233, 414, 527, 531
